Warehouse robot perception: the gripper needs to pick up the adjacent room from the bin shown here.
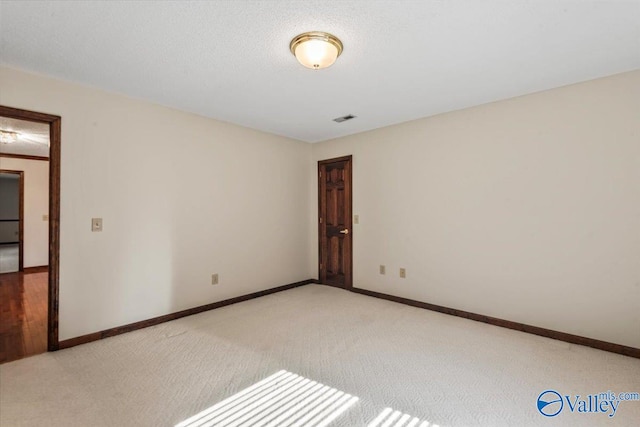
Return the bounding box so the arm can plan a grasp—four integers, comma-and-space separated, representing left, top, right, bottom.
0, 117, 50, 363
0, 171, 20, 274
0, 1, 638, 426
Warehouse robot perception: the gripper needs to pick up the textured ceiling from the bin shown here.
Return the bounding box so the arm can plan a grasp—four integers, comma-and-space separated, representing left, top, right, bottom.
0, 116, 49, 157
1, 1, 639, 143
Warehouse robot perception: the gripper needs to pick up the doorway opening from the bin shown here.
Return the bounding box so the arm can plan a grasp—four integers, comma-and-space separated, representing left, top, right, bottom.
0, 105, 61, 363
318, 155, 353, 289
0, 170, 24, 273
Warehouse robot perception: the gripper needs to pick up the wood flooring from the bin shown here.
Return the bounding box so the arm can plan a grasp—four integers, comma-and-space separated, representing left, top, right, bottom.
0, 270, 48, 363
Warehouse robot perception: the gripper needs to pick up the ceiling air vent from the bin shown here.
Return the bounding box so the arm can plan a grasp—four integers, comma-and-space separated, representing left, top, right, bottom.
333, 114, 356, 123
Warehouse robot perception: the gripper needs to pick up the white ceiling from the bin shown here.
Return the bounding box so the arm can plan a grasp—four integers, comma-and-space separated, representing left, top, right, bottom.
0, 116, 49, 157
0, 1, 638, 143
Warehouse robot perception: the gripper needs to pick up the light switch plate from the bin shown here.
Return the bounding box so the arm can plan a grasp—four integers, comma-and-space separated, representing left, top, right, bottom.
211, 273, 219, 285
400, 268, 406, 278
379, 265, 385, 275
354, 215, 359, 224
42, 214, 49, 221
91, 218, 103, 232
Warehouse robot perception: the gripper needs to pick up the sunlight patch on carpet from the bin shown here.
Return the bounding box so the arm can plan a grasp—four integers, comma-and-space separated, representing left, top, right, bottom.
175, 370, 359, 427
367, 407, 437, 427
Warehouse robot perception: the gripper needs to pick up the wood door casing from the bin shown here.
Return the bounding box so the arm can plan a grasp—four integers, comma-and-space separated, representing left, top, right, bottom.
0, 105, 61, 352
318, 155, 352, 288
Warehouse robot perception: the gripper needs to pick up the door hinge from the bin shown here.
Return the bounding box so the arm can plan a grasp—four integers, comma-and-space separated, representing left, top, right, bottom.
320, 263, 323, 270
319, 217, 322, 223
319, 171, 322, 178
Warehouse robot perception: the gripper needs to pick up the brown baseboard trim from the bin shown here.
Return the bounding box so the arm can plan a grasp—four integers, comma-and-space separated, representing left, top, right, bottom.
351, 287, 640, 359
23, 266, 48, 274
58, 279, 315, 350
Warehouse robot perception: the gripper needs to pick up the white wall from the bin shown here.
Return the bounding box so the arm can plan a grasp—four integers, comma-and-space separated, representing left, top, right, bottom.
3, 65, 638, 349
0, 160, 49, 266
311, 70, 640, 348
0, 66, 312, 341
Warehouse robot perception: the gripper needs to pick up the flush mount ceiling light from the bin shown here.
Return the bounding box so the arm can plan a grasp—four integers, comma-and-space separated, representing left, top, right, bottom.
290, 31, 343, 70
0, 129, 19, 144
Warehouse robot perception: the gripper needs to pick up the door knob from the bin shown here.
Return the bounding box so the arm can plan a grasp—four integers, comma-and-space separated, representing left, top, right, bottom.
339, 229, 349, 234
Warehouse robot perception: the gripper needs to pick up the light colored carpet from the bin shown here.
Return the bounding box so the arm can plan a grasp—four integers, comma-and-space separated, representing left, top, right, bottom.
1, 284, 639, 426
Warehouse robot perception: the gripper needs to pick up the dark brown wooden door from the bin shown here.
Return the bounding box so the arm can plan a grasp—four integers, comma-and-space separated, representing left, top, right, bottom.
318, 155, 352, 288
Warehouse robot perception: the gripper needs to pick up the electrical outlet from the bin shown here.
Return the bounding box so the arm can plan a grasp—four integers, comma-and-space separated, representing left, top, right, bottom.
379, 265, 385, 275
399, 268, 406, 278
211, 273, 219, 285
91, 218, 103, 232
